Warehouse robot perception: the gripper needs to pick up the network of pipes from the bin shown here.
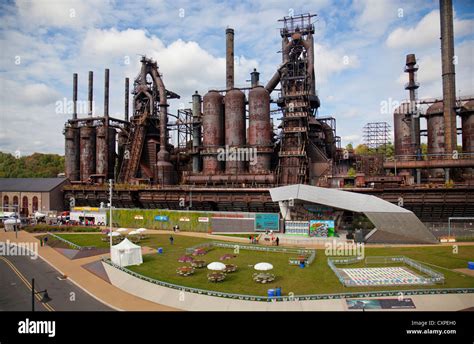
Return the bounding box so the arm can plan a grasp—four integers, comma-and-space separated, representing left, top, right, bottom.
64, 7, 474, 195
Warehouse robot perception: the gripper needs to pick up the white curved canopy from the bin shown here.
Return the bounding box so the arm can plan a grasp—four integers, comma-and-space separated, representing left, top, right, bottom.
254, 262, 273, 271
207, 262, 226, 271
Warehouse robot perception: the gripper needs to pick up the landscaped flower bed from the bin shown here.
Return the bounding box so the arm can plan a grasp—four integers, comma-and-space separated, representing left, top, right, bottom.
191, 260, 206, 268
192, 248, 208, 256
178, 255, 195, 263
252, 272, 275, 284
176, 266, 195, 276
223, 264, 237, 273
207, 271, 226, 282
219, 254, 236, 261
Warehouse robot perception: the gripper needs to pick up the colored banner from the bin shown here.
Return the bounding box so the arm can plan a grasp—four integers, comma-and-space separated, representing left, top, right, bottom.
134, 215, 144, 220
154, 215, 169, 222
198, 217, 209, 223
255, 213, 279, 232
346, 298, 415, 310
309, 220, 335, 237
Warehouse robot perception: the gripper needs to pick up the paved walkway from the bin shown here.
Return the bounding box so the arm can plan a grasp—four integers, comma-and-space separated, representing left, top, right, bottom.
57, 228, 474, 249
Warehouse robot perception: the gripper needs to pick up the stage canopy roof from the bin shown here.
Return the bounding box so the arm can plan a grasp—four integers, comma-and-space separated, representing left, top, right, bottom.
269, 184, 438, 244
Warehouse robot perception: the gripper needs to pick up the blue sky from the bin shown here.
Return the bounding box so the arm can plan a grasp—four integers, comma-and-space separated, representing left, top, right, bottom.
0, 0, 473, 155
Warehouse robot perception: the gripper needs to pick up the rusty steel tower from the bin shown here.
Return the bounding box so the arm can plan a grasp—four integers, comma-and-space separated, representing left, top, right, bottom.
117, 56, 180, 185
267, 13, 322, 185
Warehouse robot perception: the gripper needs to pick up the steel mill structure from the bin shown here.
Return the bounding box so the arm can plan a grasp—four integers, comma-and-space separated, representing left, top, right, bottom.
63, 5, 474, 221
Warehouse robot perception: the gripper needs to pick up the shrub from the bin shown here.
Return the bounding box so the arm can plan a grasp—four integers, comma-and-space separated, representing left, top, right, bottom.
23, 224, 101, 233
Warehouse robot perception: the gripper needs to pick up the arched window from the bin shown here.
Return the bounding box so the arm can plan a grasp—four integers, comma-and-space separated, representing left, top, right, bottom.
32, 196, 39, 213
21, 196, 28, 217
3, 195, 8, 211
13, 196, 18, 211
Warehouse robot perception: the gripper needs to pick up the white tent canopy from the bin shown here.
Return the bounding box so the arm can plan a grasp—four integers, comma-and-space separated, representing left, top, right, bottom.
254, 262, 273, 271
111, 238, 143, 267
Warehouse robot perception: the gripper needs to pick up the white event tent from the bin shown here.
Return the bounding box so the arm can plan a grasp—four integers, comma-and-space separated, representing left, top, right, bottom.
111, 238, 143, 267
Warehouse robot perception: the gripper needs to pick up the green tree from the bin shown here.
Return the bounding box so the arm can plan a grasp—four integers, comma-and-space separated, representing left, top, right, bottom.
0, 152, 64, 178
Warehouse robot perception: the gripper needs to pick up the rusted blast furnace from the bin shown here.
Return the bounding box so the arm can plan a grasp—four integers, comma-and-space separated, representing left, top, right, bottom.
248, 86, 272, 173
118, 56, 180, 185
64, 13, 339, 187
390, 0, 474, 183
64, 70, 120, 184
202, 90, 224, 174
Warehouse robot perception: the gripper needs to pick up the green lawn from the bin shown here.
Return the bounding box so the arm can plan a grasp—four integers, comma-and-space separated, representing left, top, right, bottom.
55, 234, 111, 248
56, 233, 474, 296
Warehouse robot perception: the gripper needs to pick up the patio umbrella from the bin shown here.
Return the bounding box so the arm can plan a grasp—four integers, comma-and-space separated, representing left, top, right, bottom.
107, 232, 121, 237
207, 262, 226, 271
254, 262, 273, 271
116, 228, 128, 232
136, 228, 147, 233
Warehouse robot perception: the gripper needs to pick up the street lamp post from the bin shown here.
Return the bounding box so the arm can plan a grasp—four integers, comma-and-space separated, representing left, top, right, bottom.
109, 179, 113, 250
31, 278, 50, 312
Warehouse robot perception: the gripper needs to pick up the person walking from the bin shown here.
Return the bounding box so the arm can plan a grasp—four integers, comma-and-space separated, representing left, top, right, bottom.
169, 235, 174, 245
276, 237, 280, 246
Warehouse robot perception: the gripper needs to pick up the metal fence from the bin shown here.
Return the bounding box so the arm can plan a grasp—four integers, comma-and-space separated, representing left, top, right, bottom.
46, 232, 83, 250
102, 258, 471, 303
328, 256, 445, 287
185, 241, 317, 265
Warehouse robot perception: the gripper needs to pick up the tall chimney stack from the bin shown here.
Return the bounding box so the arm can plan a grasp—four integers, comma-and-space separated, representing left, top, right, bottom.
72, 73, 78, 120
124, 77, 129, 122
440, 0, 457, 153
88, 71, 93, 116
226, 28, 234, 90
104, 69, 109, 118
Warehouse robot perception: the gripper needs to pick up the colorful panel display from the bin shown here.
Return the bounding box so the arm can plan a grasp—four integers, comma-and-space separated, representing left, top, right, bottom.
255, 213, 280, 232
309, 220, 335, 237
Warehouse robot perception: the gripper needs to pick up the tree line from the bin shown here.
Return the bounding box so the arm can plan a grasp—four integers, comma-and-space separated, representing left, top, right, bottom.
0, 152, 65, 178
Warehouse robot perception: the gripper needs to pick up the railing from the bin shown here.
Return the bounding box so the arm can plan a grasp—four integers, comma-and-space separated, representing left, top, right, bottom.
46, 232, 83, 250
184, 241, 317, 265
102, 258, 472, 303
386, 152, 474, 163
328, 256, 445, 287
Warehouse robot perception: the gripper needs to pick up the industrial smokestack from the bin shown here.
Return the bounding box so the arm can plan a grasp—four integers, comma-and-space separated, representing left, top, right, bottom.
104, 69, 109, 118
72, 73, 78, 120
88, 71, 93, 116
226, 28, 234, 90
192, 91, 202, 173
250, 68, 260, 88
404, 54, 421, 157
124, 77, 129, 122
440, 0, 457, 153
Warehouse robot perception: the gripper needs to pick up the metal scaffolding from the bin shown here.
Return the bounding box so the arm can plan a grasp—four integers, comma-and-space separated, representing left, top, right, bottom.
363, 122, 391, 149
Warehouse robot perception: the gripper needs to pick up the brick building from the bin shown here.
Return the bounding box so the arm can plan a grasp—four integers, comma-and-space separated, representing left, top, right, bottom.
0, 178, 68, 216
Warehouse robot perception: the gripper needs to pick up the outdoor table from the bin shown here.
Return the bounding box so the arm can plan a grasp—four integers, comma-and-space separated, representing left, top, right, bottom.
252, 272, 275, 284
207, 271, 226, 282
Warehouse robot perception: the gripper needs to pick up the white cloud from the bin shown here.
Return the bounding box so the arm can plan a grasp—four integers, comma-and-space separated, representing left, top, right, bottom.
314, 43, 359, 84
352, 0, 400, 37
386, 10, 474, 49
82, 28, 165, 59
15, 0, 108, 28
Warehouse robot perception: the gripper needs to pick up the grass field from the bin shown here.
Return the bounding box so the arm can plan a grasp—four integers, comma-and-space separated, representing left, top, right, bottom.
55, 233, 474, 296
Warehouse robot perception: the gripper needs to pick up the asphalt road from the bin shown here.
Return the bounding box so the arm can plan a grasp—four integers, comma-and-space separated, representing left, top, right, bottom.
0, 247, 112, 311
